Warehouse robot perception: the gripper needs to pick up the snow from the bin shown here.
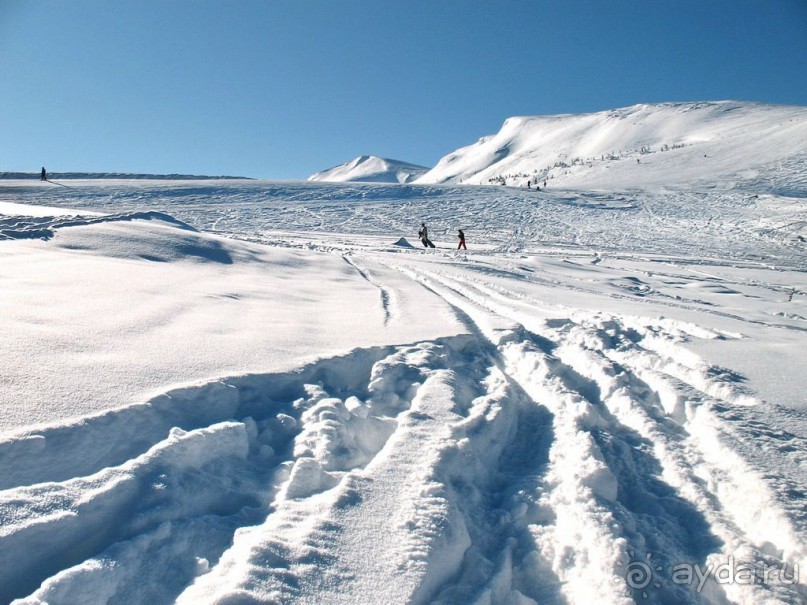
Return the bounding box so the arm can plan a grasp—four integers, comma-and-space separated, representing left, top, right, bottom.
0, 211, 462, 432
309, 156, 429, 183
415, 101, 807, 194
1, 101, 807, 604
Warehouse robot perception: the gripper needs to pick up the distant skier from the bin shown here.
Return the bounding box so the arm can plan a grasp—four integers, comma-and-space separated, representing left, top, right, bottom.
457, 229, 467, 250
40, 167, 47, 181
418, 222, 435, 248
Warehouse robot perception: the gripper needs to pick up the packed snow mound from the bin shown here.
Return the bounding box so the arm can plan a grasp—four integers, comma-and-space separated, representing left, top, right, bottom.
308, 155, 429, 183
392, 237, 415, 248
415, 101, 807, 193
47, 214, 241, 264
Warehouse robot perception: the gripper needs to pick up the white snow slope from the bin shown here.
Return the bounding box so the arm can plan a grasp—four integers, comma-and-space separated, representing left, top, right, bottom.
1, 103, 806, 605
309, 156, 429, 184
416, 101, 807, 194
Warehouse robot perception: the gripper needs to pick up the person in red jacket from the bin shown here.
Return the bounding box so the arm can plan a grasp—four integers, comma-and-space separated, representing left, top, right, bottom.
457, 229, 467, 250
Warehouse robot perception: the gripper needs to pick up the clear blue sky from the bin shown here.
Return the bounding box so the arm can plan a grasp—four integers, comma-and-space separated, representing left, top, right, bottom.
2, 0, 806, 179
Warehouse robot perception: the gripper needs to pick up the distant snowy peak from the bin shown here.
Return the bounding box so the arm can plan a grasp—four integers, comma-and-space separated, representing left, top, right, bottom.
415, 101, 807, 190
308, 156, 429, 184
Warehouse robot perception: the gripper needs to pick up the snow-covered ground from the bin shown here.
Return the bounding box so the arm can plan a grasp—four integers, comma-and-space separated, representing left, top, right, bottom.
1, 102, 806, 604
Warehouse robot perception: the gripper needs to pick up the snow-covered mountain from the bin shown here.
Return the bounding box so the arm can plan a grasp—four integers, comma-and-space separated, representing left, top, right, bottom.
308, 155, 429, 183
415, 101, 807, 193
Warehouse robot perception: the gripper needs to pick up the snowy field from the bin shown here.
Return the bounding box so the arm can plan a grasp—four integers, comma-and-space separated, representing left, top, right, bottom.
1, 173, 805, 605
3, 100, 807, 605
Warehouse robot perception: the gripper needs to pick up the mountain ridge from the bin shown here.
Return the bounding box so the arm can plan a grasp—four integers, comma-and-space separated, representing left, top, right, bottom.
415, 100, 807, 191
309, 101, 807, 194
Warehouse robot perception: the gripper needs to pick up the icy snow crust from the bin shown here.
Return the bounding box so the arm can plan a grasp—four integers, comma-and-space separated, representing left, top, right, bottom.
1, 104, 807, 604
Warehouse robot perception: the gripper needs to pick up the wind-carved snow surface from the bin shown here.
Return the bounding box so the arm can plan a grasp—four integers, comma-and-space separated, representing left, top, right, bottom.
1, 101, 806, 604
0, 207, 195, 241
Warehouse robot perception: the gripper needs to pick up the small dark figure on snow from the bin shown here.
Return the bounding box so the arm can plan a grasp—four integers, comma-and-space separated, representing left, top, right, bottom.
41, 167, 47, 181
457, 229, 467, 250
418, 222, 435, 248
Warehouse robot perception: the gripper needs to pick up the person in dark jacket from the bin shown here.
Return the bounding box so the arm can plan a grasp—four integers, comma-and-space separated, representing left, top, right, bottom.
419, 222, 435, 248
457, 229, 467, 250
41, 167, 47, 181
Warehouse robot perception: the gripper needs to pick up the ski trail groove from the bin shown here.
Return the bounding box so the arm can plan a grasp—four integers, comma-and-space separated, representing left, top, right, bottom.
342, 254, 393, 325
381, 259, 807, 604
3, 344, 408, 603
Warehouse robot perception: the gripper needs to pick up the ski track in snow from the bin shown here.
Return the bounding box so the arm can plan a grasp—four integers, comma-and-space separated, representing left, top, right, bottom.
341, 254, 393, 325
1, 179, 806, 604
3, 259, 806, 604
383, 259, 807, 604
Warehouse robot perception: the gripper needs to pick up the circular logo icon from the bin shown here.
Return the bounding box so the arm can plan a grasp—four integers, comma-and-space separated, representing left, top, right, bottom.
616, 551, 663, 599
